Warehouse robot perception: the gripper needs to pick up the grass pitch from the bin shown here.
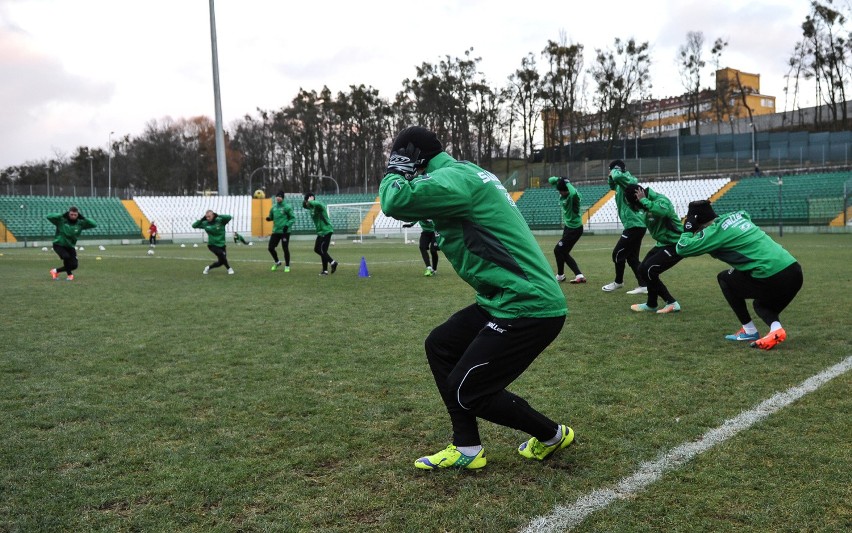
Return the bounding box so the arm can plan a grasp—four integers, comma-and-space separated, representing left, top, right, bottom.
1, 234, 850, 532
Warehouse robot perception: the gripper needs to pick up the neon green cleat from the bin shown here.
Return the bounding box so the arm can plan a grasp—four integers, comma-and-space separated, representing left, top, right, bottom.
424, 267, 434, 277
414, 444, 486, 470
518, 425, 574, 461
284, 266, 290, 273
271, 262, 280, 271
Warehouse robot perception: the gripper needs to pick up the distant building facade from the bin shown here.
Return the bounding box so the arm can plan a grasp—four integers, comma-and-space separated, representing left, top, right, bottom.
543, 67, 777, 147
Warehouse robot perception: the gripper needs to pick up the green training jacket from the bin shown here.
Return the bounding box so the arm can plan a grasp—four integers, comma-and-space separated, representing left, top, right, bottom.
548, 177, 583, 229
268, 200, 295, 234
608, 169, 647, 229
638, 188, 684, 246
304, 200, 334, 236
380, 152, 567, 319
192, 214, 232, 247
676, 211, 797, 278
418, 219, 436, 232
47, 212, 97, 248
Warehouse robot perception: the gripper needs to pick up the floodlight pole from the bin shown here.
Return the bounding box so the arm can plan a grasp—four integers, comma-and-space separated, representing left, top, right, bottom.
108, 131, 114, 197
87, 149, 94, 196
209, 0, 229, 196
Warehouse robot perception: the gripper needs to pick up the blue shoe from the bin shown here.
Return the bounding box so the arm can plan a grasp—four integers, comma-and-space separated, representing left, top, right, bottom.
725, 328, 760, 342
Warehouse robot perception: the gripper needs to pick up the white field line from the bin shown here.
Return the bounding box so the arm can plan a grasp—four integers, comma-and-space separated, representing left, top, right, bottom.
522, 355, 852, 533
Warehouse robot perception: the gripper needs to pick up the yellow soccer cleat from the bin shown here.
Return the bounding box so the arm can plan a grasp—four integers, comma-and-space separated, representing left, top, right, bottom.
414, 444, 486, 470
518, 425, 574, 461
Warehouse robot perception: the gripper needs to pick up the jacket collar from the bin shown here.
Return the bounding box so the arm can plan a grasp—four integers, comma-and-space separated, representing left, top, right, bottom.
425, 152, 455, 173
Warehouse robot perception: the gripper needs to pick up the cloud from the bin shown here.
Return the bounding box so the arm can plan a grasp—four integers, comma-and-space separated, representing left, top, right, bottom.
0, 22, 113, 164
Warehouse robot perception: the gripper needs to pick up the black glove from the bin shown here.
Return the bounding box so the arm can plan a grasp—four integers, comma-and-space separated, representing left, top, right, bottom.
609, 159, 626, 173
265, 216, 273, 221
386, 142, 421, 179
402, 222, 415, 228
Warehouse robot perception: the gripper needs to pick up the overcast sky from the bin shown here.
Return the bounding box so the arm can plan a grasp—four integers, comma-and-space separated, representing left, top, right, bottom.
0, 0, 813, 168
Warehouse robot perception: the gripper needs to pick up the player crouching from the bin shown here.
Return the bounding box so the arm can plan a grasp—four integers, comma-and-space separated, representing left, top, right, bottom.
676, 201, 803, 350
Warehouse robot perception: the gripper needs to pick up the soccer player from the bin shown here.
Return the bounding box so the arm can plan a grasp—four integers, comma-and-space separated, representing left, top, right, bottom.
266, 191, 295, 272
602, 160, 647, 294
380, 126, 573, 471
47, 206, 96, 281
676, 200, 803, 350
303, 192, 338, 275
191, 210, 234, 275
548, 176, 586, 284
233, 232, 249, 245
625, 184, 684, 314
148, 221, 158, 247
402, 219, 440, 276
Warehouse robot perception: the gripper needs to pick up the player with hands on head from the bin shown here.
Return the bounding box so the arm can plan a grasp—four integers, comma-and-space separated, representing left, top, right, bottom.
191, 210, 234, 275
266, 191, 295, 272
602, 160, 647, 294
402, 219, 440, 276
381, 126, 574, 471
548, 176, 586, 284
624, 184, 684, 314
47, 206, 97, 281
676, 200, 803, 350
303, 192, 338, 275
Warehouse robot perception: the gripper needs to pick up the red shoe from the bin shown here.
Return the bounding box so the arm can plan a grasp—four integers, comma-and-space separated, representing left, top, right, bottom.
50, 268, 58, 280
66, 275, 74, 282
750, 328, 787, 350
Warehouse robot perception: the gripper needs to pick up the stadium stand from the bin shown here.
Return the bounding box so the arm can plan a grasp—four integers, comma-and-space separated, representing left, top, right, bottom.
0, 196, 140, 240
133, 196, 252, 238
516, 184, 611, 229
710, 171, 851, 225
588, 178, 731, 229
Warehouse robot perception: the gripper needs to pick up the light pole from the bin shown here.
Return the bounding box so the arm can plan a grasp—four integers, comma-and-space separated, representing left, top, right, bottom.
749, 122, 756, 163
46, 162, 51, 196
772, 177, 783, 237
248, 166, 281, 195
320, 175, 339, 195
108, 131, 114, 197
87, 149, 94, 196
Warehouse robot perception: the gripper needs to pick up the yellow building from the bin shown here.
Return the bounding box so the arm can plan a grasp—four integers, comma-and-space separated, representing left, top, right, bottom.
542, 67, 776, 146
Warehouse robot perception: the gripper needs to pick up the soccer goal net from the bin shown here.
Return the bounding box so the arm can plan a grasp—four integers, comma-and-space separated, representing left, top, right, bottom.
326, 201, 413, 241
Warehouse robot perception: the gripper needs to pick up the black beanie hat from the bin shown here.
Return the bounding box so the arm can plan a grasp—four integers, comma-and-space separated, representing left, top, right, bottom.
684, 200, 717, 232
624, 184, 644, 211
554, 177, 569, 192
276, 191, 285, 198
609, 159, 626, 172
391, 126, 443, 168
304, 191, 314, 201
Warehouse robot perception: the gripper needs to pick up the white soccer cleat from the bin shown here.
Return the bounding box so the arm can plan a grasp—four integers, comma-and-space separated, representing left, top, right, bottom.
555, 274, 567, 282
227, 268, 235, 275
626, 286, 648, 294
601, 282, 624, 292
203, 266, 210, 275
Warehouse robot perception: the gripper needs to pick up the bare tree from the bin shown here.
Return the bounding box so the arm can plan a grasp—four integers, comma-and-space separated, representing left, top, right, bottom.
541, 32, 585, 161
591, 38, 652, 151
677, 31, 706, 134
508, 53, 543, 160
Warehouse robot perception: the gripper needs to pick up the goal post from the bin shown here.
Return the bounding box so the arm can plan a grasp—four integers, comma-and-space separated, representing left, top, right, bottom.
326, 201, 413, 241
326, 202, 381, 242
